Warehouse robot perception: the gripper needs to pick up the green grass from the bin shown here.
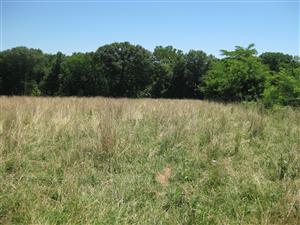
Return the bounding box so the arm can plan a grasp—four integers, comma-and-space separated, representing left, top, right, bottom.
0, 97, 300, 225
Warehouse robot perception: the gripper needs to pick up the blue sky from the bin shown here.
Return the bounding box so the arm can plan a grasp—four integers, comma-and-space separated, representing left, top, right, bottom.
1, 0, 299, 56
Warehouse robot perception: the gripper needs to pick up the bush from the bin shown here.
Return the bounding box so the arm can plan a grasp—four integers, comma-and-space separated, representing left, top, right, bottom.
201, 44, 269, 101
263, 67, 300, 107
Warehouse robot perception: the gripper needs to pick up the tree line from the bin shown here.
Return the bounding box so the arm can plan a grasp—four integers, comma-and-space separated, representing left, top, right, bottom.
0, 42, 299, 106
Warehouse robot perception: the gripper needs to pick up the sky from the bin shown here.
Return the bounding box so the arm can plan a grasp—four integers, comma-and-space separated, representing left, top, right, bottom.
1, 0, 299, 57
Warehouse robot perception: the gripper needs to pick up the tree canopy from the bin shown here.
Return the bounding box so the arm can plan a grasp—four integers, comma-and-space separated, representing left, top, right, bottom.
94, 42, 153, 97
0, 43, 299, 107
201, 44, 269, 101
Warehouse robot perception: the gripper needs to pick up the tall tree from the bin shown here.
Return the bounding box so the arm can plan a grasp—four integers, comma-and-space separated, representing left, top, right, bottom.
151, 46, 184, 98
260, 52, 294, 72
94, 42, 153, 97
201, 44, 269, 101
0, 47, 47, 95
263, 67, 300, 106
182, 50, 212, 98
59, 52, 108, 96
40, 52, 64, 95
220, 43, 257, 59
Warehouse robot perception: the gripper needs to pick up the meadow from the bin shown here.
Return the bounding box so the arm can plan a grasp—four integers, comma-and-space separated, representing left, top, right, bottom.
0, 97, 300, 225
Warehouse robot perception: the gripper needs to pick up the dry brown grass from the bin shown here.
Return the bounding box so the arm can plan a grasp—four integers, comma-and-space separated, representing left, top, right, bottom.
156, 166, 172, 187
0, 97, 300, 224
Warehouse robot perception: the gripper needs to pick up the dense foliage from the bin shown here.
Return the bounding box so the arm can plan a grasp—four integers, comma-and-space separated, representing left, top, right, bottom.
0, 42, 299, 106
201, 44, 269, 101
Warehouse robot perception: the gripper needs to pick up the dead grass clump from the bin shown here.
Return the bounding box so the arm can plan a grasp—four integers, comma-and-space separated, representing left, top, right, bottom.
155, 166, 172, 187
98, 107, 118, 157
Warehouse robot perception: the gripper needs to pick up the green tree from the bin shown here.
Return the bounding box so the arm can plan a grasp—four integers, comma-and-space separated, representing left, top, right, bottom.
40, 52, 64, 95
201, 44, 269, 101
260, 52, 294, 72
263, 67, 300, 107
94, 42, 153, 97
59, 53, 108, 96
152, 48, 213, 99
150, 46, 184, 98
0, 47, 47, 95
182, 50, 213, 98
220, 43, 257, 59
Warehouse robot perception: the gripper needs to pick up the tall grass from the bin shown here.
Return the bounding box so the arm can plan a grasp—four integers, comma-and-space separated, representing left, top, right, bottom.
0, 97, 300, 224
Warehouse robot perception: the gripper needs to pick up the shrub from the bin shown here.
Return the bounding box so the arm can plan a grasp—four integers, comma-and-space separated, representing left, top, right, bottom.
201, 44, 269, 101
263, 67, 300, 107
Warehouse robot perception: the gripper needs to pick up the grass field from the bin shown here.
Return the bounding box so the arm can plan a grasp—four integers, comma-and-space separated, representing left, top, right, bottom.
0, 97, 300, 225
